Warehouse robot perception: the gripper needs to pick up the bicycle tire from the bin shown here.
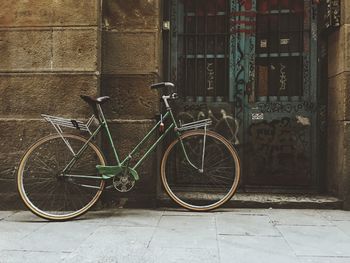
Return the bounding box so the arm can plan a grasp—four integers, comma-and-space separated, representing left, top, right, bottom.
17, 133, 106, 221
161, 130, 240, 211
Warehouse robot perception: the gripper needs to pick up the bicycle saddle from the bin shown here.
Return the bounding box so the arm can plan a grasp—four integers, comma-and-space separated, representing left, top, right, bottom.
80, 95, 110, 105
150, 82, 175, 90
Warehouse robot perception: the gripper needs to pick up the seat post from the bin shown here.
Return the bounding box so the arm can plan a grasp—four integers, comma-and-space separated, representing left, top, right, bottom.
97, 104, 106, 124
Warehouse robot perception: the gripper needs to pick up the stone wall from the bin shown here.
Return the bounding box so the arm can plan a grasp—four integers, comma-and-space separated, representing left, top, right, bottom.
327, 0, 350, 209
0, 1, 101, 208
99, 0, 161, 206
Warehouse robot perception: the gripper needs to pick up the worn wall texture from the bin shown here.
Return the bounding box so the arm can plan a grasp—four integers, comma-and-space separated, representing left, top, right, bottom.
0, 0, 101, 208
0, 0, 162, 209
327, 0, 350, 210
2, 0, 349, 210
100, 0, 161, 206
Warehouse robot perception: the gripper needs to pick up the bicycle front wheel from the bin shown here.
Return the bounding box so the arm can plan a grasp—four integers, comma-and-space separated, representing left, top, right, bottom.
17, 133, 106, 221
161, 130, 240, 211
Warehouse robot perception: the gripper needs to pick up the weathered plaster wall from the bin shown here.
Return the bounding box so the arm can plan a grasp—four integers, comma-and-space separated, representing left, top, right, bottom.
100, 0, 161, 206
327, 0, 350, 209
0, 0, 101, 208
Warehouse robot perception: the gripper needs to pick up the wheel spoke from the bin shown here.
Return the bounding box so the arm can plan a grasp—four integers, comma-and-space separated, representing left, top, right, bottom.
17, 134, 105, 221
162, 130, 240, 210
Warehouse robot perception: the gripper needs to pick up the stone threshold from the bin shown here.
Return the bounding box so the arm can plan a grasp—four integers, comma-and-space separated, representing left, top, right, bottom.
157, 193, 343, 210
1, 192, 343, 211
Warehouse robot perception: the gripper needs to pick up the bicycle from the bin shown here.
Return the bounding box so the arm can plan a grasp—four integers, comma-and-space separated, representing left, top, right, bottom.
16, 82, 241, 221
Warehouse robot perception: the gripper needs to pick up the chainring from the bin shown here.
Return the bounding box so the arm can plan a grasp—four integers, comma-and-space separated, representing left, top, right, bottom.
112, 172, 135, 192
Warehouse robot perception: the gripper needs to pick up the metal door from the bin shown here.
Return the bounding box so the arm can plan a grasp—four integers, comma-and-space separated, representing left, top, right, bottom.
166, 0, 321, 190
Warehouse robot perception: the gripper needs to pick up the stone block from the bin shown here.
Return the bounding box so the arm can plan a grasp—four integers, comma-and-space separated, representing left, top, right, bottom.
328, 24, 350, 77
328, 73, 346, 122
0, 0, 98, 27
102, 32, 159, 74
0, 74, 99, 118
0, 119, 101, 205
328, 72, 350, 122
103, 0, 159, 31
342, 0, 350, 26
0, 120, 49, 181
50, 0, 99, 26
0, 30, 52, 71
326, 121, 345, 195
0, 29, 99, 72
53, 28, 99, 71
342, 122, 350, 209
101, 74, 159, 119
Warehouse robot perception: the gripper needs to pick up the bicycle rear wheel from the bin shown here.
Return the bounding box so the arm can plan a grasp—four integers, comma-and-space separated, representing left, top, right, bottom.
17, 133, 105, 221
161, 130, 240, 211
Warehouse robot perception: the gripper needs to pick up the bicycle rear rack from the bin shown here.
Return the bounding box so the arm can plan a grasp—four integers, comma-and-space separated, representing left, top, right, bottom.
177, 118, 212, 131
42, 114, 95, 135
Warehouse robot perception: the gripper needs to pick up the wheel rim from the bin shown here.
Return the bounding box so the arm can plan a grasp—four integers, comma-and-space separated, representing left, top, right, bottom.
161, 130, 240, 211
17, 134, 105, 220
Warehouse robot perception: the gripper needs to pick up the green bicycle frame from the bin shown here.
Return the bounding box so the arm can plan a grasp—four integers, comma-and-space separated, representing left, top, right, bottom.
61, 103, 200, 182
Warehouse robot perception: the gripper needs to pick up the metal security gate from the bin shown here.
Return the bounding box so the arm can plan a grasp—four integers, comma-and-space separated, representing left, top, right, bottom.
165, 0, 321, 191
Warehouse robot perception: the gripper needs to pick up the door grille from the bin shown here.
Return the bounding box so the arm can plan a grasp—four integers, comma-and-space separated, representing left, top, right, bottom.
176, 0, 230, 102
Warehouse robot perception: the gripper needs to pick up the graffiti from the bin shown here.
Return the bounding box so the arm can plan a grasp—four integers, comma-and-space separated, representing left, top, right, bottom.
322, 0, 340, 31
231, 0, 256, 128
177, 107, 240, 145
206, 62, 215, 91
247, 117, 311, 184
257, 101, 316, 114
230, 0, 256, 35
252, 113, 264, 120
279, 63, 287, 91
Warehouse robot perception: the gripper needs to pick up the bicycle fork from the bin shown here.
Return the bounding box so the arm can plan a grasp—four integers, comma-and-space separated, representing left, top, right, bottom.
178, 128, 208, 174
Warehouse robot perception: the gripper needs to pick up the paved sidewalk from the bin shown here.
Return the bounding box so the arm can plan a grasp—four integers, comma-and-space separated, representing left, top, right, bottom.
1, 208, 350, 263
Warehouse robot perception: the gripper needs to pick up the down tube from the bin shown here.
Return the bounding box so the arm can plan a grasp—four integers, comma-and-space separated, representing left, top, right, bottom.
133, 123, 174, 170
122, 111, 171, 166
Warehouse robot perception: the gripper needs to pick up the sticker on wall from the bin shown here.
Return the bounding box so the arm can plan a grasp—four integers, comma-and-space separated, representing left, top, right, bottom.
260, 39, 268, 48
280, 38, 290, 45
296, 115, 311, 126
252, 113, 264, 120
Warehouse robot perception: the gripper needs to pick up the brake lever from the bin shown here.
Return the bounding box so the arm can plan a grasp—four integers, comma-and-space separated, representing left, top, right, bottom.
171, 93, 178, 100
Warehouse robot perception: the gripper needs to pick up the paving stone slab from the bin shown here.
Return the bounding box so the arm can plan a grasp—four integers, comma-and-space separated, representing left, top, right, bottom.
267, 209, 332, 226
163, 209, 217, 216
298, 256, 350, 263
62, 225, 155, 263
333, 220, 350, 237
143, 247, 219, 263
15, 221, 100, 252
72, 209, 118, 225
0, 211, 16, 220
318, 210, 350, 221
0, 250, 69, 263
4, 211, 48, 223
218, 235, 299, 263
149, 215, 216, 249
0, 221, 46, 250
277, 225, 350, 257
102, 209, 164, 227
216, 213, 280, 236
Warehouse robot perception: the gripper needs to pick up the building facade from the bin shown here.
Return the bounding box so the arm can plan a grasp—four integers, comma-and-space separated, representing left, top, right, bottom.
0, 0, 349, 209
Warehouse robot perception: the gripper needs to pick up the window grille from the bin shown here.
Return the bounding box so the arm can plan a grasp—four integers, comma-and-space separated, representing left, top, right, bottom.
176, 0, 230, 102
255, 0, 308, 101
